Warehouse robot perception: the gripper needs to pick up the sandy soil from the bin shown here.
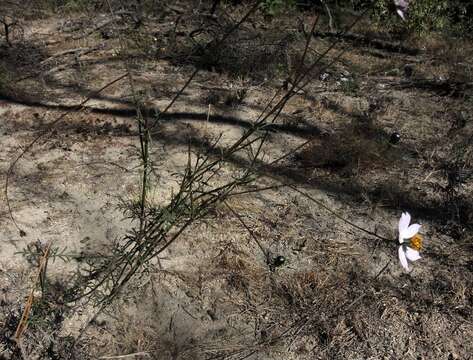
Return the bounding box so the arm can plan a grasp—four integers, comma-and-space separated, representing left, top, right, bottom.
1, 3, 473, 360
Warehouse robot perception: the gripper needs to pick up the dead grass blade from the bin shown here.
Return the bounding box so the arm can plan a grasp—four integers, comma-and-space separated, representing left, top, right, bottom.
14, 241, 52, 342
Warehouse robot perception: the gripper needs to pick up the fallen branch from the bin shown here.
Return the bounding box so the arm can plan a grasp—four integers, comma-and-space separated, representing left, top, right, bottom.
39, 46, 101, 64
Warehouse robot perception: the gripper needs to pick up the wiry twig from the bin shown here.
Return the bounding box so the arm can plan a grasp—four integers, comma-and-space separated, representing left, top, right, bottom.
105, 0, 150, 233
288, 184, 391, 242
223, 200, 267, 261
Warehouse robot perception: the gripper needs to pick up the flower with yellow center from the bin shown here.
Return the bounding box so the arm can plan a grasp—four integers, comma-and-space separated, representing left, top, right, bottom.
398, 212, 422, 272
410, 234, 422, 251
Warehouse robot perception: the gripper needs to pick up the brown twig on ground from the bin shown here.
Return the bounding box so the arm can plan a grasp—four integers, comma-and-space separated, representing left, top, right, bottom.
39, 47, 100, 64
98, 352, 150, 359
14, 242, 52, 342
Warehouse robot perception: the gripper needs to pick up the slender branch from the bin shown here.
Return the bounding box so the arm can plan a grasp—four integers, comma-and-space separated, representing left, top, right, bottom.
223, 200, 267, 260
287, 184, 391, 242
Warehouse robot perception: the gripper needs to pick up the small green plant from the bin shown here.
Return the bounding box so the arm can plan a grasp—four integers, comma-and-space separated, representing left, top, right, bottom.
339, 76, 359, 96
406, 0, 450, 34
261, 0, 295, 16
371, 0, 473, 37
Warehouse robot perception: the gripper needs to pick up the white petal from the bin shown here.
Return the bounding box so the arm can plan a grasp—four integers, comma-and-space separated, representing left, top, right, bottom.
396, 9, 406, 20
405, 247, 421, 261
401, 223, 421, 239
398, 212, 411, 234
398, 246, 409, 271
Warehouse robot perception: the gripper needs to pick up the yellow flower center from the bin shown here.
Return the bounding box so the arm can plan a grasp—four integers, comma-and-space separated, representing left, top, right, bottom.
409, 234, 422, 251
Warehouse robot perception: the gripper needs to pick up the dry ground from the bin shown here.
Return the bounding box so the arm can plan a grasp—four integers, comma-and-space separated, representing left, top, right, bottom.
1, 2, 473, 359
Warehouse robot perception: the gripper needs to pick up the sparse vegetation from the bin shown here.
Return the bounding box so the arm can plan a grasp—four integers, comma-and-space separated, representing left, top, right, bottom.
0, 0, 472, 359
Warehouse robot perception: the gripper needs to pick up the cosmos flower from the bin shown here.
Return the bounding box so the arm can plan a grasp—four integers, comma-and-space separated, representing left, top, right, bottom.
394, 0, 411, 20
398, 212, 422, 271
